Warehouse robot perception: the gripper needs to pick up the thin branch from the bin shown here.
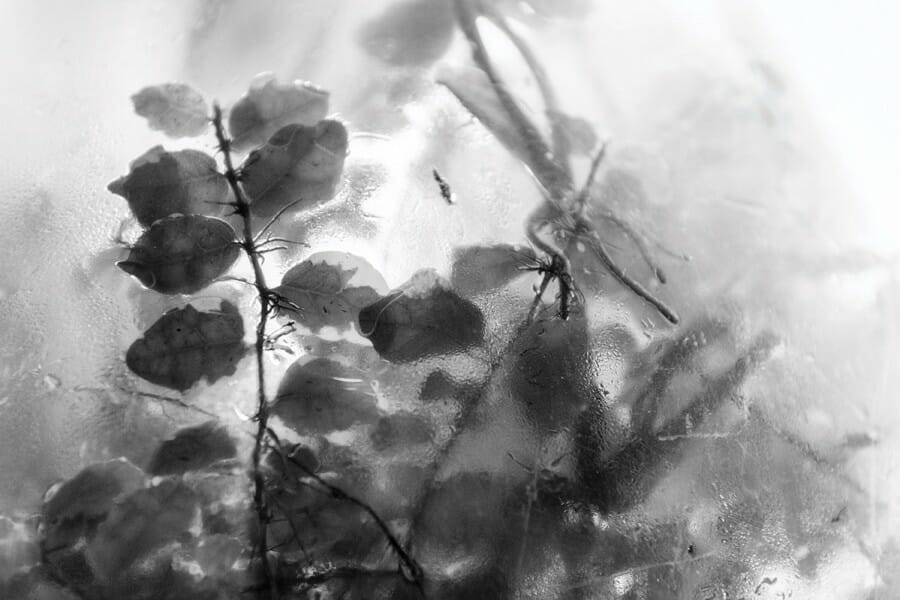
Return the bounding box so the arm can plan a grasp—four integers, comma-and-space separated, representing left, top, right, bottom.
453, 0, 570, 197
581, 234, 679, 324
572, 142, 608, 215
527, 269, 554, 324
212, 103, 278, 600
266, 429, 425, 594
481, 3, 572, 180
254, 200, 303, 242
601, 216, 665, 283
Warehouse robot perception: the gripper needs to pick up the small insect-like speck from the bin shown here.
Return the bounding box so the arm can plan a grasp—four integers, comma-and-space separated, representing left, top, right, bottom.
432, 168, 455, 204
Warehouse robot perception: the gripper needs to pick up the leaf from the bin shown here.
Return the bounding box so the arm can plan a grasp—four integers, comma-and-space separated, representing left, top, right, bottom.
450, 244, 537, 296
148, 422, 237, 476
273, 252, 387, 333
107, 146, 229, 227
86, 479, 198, 580
272, 358, 379, 434
126, 300, 246, 391
548, 110, 598, 155
437, 65, 535, 171
131, 83, 209, 138
240, 120, 349, 218
509, 313, 596, 431
228, 75, 330, 152
359, 270, 485, 362
117, 215, 240, 295
41, 459, 146, 553
356, 0, 455, 67
370, 412, 434, 452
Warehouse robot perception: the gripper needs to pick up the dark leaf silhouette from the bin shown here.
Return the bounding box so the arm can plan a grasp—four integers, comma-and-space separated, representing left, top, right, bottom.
548, 110, 598, 155
126, 300, 246, 391
510, 312, 596, 431
117, 215, 240, 294
419, 370, 481, 407
148, 422, 237, 476
437, 65, 536, 171
450, 243, 537, 296
131, 83, 209, 138
240, 120, 349, 218
272, 358, 379, 434
274, 252, 386, 332
86, 479, 198, 580
41, 459, 146, 554
107, 146, 229, 227
370, 412, 434, 452
357, 0, 455, 67
358, 269, 485, 362
228, 76, 329, 152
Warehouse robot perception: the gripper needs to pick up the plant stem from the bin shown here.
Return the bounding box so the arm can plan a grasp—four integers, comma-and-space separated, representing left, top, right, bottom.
453, 0, 571, 198
212, 104, 278, 600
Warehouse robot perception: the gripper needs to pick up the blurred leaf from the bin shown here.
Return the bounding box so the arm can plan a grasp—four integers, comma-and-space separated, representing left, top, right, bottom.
359, 270, 485, 362
273, 358, 379, 434
416, 472, 509, 558
450, 243, 537, 296
437, 65, 534, 168
131, 83, 209, 138
41, 459, 146, 553
148, 422, 237, 476
419, 370, 479, 405
370, 412, 434, 452
228, 75, 329, 151
274, 252, 386, 333
357, 0, 455, 67
86, 479, 198, 580
117, 215, 240, 295
510, 313, 597, 431
548, 110, 597, 155
107, 146, 229, 227
126, 301, 246, 391
266, 442, 320, 479
241, 120, 348, 218
525, 0, 593, 18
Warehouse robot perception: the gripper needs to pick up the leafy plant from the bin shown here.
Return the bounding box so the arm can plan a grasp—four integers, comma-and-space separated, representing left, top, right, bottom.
5, 1, 873, 599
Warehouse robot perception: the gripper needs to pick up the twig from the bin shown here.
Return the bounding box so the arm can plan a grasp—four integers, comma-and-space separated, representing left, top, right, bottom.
572, 142, 607, 215
453, 0, 570, 197
254, 200, 303, 242
480, 3, 572, 181
581, 234, 679, 324
265, 429, 425, 594
212, 104, 278, 600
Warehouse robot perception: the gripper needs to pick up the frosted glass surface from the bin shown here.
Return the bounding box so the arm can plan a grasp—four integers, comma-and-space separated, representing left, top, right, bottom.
0, 1, 897, 599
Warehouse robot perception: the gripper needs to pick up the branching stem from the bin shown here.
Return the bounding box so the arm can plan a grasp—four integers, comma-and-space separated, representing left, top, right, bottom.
212, 104, 278, 600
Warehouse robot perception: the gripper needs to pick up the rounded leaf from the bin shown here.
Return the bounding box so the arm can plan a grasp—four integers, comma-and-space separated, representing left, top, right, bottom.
450, 243, 537, 296
125, 301, 246, 391
148, 422, 237, 476
86, 479, 198, 580
358, 270, 485, 362
41, 459, 146, 554
131, 83, 209, 138
107, 147, 229, 227
356, 0, 455, 67
274, 252, 387, 332
228, 75, 329, 151
117, 215, 240, 295
272, 358, 379, 434
240, 120, 349, 218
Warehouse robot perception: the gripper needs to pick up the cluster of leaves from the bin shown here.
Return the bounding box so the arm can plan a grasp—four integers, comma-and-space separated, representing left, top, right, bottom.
5, 1, 874, 599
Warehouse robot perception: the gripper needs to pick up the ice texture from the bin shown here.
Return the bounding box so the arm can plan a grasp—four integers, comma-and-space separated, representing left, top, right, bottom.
0, 1, 897, 598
